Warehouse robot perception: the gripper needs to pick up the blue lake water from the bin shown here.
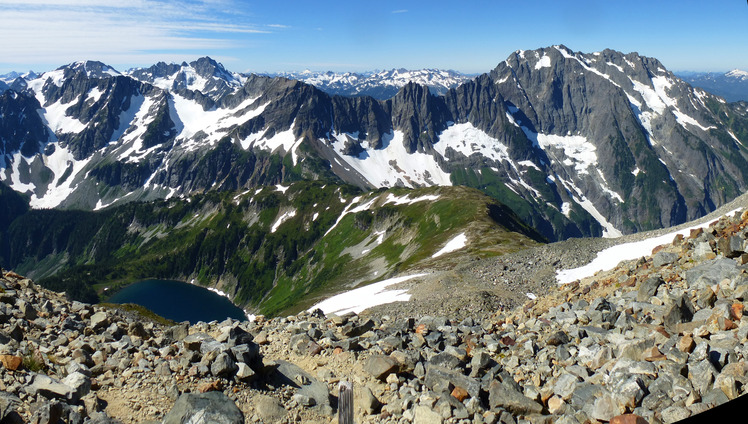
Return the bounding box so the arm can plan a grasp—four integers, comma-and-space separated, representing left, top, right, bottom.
107, 279, 247, 324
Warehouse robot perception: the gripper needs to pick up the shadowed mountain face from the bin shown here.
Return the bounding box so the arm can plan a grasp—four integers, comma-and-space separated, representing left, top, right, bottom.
1, 48, 748, 241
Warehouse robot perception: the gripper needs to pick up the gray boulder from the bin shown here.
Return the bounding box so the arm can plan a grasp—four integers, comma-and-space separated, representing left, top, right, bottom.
254, 394, 286, 422
663, 295, 695, 331
717, 235, 745, 258
162, 392, 243, 424
637, 276, 664, 301
652, 251, 679, 268
26, 375, 74, 402
85, 411, 124, 423
89, 311, 110, 331
164, 322, 190, 341
62, 372, 91, 402
488, 379, 542, 415
685, 258, 741, 290
425, 365, 481, 399
272, 360, 331, 414
210, 351, 238, 377
363, 355, 399, 380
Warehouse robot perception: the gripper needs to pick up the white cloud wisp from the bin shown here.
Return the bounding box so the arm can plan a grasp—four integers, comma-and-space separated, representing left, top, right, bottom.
0, 0, 274, 69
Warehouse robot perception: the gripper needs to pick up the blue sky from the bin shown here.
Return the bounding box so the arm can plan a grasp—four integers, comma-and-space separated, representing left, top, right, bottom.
1, 0, 747, 75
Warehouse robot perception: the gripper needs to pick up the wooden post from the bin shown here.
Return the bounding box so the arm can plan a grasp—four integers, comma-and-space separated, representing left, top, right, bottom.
339, 380, 354, 424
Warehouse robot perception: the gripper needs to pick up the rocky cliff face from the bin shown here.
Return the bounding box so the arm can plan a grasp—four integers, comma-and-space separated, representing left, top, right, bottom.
1, 48, 747, 241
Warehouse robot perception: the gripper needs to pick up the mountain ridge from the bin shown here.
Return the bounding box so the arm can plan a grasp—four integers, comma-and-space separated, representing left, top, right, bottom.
1, 47, 747, 243
678, 69, 748, 102
267, 68, 474, 100
0, 179, 542, 316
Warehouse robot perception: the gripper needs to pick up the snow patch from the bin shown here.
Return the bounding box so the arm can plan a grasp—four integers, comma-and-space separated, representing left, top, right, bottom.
383, 193, 440, 205
37, 98, 87, 134
87, 87, 105, 103
309, 273, 427, 316
535, 55, 552, 70
431, 232, 468, 258
26, 143, 93, 209
241, 119, 302, 165
554, 46, 620, 88
8, 153, 35, 194
271, 210, 297, 233
520, 127, 597, 175
556, 208, 744, 285
435, 122, 512, 165
560, 202, 572, 217
173, 94, 266, 151
630, 79, 667, 114
555, 177, 622, 238
606, 62, 624, 73
518, 160, 541, 171
728, 130, 744, 147
324, 196, 376, 236
330, 131, 451, 188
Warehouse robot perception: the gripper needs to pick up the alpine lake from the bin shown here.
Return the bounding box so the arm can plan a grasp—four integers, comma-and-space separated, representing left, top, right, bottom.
106, 279, 247, 324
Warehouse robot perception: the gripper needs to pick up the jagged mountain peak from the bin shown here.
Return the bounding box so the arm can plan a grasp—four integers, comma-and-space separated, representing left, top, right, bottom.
190, 56, 231, 77
498, 45, 665, 79
62, 60, 122, 79
125, 56, 243, 99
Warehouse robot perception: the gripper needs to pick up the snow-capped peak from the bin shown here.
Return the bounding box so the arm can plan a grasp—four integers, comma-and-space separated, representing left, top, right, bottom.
0, 70, 40, 84
726, 69, 748, 80
271, 68, 473, 99
66, 60, 121, 78
125, 56, 243, 98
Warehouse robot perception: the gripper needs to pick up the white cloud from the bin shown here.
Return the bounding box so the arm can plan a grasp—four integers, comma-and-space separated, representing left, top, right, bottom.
0, 0, 269, 68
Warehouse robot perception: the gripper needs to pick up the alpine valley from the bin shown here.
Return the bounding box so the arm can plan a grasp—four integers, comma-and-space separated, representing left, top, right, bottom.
1, 46, 748, 315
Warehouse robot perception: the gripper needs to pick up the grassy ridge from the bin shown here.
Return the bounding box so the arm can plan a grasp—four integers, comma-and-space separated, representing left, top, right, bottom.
1, 181, 542, 316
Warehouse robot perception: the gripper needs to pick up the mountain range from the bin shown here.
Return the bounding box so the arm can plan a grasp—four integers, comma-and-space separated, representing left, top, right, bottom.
1, 46, 747, 246
678, 69, 748, 103
267, 68, 473, 99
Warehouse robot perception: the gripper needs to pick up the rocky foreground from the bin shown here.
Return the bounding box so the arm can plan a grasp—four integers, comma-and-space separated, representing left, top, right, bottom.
1, 210, 748, 423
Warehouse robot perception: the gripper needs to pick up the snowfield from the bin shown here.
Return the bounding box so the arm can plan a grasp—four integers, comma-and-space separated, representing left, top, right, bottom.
431, 233, 468, 258
309, 273, 428, 316
330, 131, 452, 188
557, 208, 745, 285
